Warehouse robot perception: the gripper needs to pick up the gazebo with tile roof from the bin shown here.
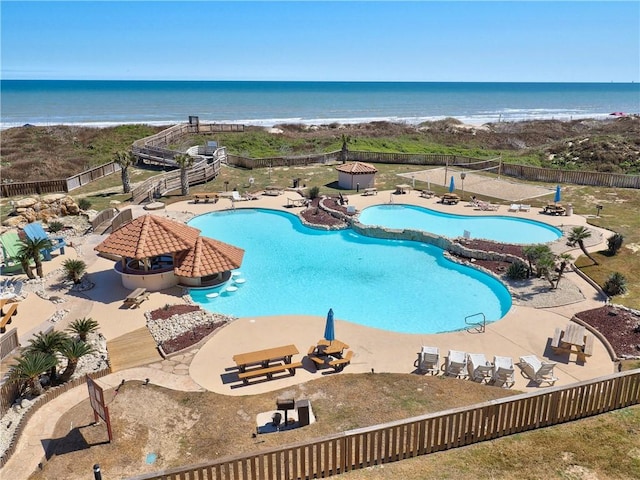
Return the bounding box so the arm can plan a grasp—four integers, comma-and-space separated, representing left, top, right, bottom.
95, 214, 244, 291
335, 161, 378, 190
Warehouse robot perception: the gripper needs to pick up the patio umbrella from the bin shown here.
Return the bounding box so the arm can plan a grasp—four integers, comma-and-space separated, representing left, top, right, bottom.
554, 185, 561, 204
323, 308, 335, 343
449, 176, 455, 193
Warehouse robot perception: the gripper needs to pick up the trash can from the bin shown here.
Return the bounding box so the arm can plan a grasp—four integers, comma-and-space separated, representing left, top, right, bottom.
566, 204, 573, 216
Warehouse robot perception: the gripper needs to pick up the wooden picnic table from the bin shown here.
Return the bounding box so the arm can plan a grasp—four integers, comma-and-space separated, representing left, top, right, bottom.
233, 344, 299, 373
395, 184, 411, 194
314, 339, 350, 358
442, 193, 460, 205
551, 323, 594, 363
123, 287, 149, 308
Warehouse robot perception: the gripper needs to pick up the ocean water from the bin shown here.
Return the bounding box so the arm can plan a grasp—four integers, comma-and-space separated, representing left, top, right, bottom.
1, 80, 638, 130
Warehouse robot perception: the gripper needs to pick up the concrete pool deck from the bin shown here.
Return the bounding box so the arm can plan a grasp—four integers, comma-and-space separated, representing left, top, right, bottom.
1, 188, 615, 479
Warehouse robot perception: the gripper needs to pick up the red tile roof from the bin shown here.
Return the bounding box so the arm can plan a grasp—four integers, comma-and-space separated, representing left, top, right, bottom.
174, 236, 245, 278
335, 162, 378, 174
94, 214, 200, 259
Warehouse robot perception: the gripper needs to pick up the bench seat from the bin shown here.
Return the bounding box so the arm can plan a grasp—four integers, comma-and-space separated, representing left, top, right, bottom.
0, 303, 18, 333
237, 362, 303, 384
193, 193, 219, 204
328, 350, 354, 372
551, 327, 563, 351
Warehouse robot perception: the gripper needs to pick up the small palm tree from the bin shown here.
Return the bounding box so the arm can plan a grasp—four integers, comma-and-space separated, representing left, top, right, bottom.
534, 252, 556, 288
58, 339, 94, 383
18, 236, 51, 278
606, 233, 624, 255
16, 251, 36, 280
603, 272, 627, 296
114, 150, 137, 194
26, 330, 70, 383
567, 226, 598, 265
8, 351, 58, 396
63, 258, 87, 284
67, 317, 99, 341
174, 153, 194, 196
554, 253, 574, 289
340, 134, 351, 164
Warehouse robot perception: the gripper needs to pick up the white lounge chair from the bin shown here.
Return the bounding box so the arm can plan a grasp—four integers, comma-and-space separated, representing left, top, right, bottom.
445, 350, 468, 379
467, 353, 493, 383
492, 356, 515, 388
231, 191, 243, 202
414, 346, 440, 375
519, 204, 531, 212
518, 355, 558, 386
508, 204, 521, 212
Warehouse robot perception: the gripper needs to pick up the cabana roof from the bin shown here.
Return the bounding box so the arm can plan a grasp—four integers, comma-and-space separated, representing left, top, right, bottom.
335, 161, 378, 174
174, 236, 245, 278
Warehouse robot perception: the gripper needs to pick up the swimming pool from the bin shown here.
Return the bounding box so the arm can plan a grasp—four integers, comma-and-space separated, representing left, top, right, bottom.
358, 205, 562, 244
188, 209, 512, 334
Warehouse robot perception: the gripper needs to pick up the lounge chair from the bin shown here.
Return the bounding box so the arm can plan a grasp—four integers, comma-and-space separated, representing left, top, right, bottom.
0, 231, 26, 274
445, 350, 468, 379
519, 204, 531, 212
231, 191, 243, 202
508, 204, 521, 212
517, 355, 558, 386
414, 346, 440, 375
467, 353, 493, 383
491, 356, 515, 388
22, 222, 66, 261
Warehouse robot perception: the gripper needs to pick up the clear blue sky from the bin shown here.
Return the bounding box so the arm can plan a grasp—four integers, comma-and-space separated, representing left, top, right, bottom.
2, 1, 638, 82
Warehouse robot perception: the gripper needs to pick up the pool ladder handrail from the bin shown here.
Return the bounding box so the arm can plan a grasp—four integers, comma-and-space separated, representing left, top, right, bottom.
465, 312, 486, 333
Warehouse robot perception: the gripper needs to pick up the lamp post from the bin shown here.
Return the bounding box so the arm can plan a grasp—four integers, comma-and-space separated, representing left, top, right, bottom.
596, 205, 603, 217
460, 172, 466, 200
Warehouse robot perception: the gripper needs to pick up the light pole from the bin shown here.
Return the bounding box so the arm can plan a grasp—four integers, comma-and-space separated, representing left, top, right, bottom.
596, 205, 603, 217
460, 172, 466, 200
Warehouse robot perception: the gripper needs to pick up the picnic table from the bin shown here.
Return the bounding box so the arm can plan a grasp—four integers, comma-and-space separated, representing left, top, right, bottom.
551, 323, 594, 363
543, 204, 566, 216
442, 193, 460, 205
363, 187, 378, 196
312, 339, 350, 358
123, 287, 149, 308
233, 344, 299, 373
395, 184, 411, 194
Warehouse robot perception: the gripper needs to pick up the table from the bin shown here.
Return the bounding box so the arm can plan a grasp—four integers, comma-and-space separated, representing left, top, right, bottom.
395, 184, 411, 194
233, 344, 299, 372
442, 193, 460, 205
552, 323, 594, 362
543, 204, 566, 216
313, 339, 349, 358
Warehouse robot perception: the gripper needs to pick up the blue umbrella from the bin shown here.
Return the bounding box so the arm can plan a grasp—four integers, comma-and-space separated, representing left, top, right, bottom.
323, 308, 335, 343
554, 185, 561, 203
449, 176, 455, 193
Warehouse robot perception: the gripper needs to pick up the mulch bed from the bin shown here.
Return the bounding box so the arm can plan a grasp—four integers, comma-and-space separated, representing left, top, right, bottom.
575, 306, 640, 358
149, 304, 201, 321
160, 322, 227, 355
299, 196, 350, 227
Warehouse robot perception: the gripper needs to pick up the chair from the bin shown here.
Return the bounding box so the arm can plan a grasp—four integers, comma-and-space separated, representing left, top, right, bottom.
231, 191, 245, 202
445, 350, 468, 378
23, 222, 66, 261
414, 346, 440, 375
0, 231, 25, 274
508, 204, 521, 212
467, 353, 493, 383
519, 204, 531, 212
491, 356, 515, 388
517, 355, 558, 386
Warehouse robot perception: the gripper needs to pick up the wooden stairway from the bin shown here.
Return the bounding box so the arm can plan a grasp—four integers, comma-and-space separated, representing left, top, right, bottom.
107, 327, 162, 372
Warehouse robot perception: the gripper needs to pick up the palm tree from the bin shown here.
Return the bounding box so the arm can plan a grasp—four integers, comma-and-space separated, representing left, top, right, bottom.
26, 330, 70, 383
554, 252, 574, 289
67, 317, 99, 341
174, 153, 194, 196
534, 252, 556, 288
18, 236, 51, 278
62, 258, 87, 284
58, 339, 94, 383
606, 233, 624, 255
603, 272, 627, 296
567, 226, 598, 265
114, 150, 137, 194
340, 134, 351, 164
8, 351, 58, 396
522, 244, 553, 278
16, 251, 36, 280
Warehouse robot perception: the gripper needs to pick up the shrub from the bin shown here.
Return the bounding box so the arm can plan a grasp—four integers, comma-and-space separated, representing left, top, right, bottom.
308, 186, 321, 199
606, 233, 624, 255
506, 262, 528, 280
67, 317, 99, 341
603, 272, 627, 296
47, 220, 64, 233
63, 258, 87, 284
78, 198, 92, 210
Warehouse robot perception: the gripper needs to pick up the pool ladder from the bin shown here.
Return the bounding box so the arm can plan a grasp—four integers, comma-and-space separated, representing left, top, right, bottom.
465, 312, 486, 333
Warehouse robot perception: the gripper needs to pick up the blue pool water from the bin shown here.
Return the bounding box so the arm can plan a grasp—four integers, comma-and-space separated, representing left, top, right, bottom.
358, 205, 562, 244
188, 209, 512, 334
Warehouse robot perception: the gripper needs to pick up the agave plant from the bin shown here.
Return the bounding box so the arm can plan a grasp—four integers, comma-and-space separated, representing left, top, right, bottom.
58, 339, 94, 383
63, 258, 87, 284
67, 317, 99, 341
8, 351, 58, 396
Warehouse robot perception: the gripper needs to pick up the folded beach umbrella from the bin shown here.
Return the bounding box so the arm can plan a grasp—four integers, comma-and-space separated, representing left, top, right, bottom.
324, 308, 336, 343
449, 176, 455, 193
554, 185, 561, 204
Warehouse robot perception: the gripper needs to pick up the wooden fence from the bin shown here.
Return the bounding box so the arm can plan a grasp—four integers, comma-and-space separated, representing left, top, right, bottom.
0, 368, 112, 468
0, 328, 19, 362
128, 369, 640, 480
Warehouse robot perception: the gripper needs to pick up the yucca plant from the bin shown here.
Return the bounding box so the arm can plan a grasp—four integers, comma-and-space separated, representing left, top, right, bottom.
58, 339, 94, 383
506, 262, 528, 280
603, 272, 627, 296
67, 317, 99, 341
9, 351, 58, 396
47, 220, 64, 233
606, 233, 624, 255
62, 258, 87, 284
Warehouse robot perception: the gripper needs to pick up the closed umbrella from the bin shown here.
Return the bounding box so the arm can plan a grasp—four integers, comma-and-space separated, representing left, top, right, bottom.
449, 176, 455, 193
554, 185, 561, 204
323, 308, 335, 343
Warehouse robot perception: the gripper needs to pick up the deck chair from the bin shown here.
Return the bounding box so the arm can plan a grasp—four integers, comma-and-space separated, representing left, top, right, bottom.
491, 356, 515, 388
467, 353, 493, 383
23, 222, 66, 261
414, 346, 440, 375
518, 355, 558, 386
0, 231, 27, 274
508, 204, 521, 212
231, 191, 243, 202
445, 350, 469, 379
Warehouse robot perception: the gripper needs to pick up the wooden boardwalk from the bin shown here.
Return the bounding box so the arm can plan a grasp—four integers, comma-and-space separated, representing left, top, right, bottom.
106, 327, 161, 372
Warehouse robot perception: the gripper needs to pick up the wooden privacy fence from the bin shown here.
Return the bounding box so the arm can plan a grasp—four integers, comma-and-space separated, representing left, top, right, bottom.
0, 328, 19, 362
128, 369, 640, 480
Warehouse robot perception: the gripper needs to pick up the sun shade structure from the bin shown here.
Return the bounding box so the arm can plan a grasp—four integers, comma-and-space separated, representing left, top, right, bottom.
174, 236, 244, 278
335, 162, 378, 190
